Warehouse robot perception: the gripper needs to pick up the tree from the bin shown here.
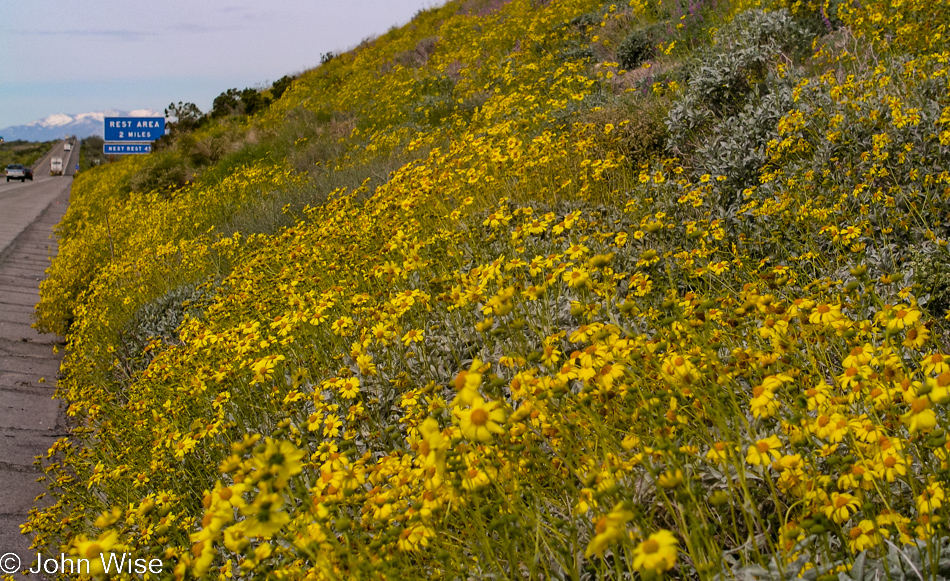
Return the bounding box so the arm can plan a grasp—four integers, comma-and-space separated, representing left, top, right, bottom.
164, 101, 204, 133
211, 88, 241, 118
240, 87, 271, 116
271, 75, 297, 100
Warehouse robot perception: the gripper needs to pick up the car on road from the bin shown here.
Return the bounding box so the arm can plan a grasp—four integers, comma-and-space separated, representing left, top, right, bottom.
5, 164, 33, 182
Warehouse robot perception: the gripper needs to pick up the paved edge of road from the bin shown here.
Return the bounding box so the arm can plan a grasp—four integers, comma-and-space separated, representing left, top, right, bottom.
0, 183, 70, 576
0, 187, 67, 265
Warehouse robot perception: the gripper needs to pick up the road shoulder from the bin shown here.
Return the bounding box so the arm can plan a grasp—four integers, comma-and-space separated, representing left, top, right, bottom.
0, 187, 69, 571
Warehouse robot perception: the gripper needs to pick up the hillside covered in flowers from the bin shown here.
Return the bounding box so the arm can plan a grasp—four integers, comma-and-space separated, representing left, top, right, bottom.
26, 0, 950, 578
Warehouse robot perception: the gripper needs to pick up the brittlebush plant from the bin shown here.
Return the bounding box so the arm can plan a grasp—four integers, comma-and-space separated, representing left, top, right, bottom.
25, 0, 950, 579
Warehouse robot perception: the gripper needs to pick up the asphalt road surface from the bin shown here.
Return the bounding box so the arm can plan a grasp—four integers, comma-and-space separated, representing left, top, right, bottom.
0, 140, 75, 571
1, 141, 77, 255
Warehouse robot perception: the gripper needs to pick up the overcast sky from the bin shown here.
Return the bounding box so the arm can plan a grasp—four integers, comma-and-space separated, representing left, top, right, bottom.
0, 0, 445, 128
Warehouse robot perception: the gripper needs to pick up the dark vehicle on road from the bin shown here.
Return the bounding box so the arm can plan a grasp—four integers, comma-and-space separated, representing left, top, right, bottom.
5, 164, 33, 182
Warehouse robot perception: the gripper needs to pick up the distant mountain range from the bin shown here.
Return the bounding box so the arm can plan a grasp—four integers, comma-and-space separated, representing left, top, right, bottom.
0, 109, 163, 142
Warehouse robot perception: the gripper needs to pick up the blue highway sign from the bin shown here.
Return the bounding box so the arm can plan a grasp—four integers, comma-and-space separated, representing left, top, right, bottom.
104, 143, 152, 155
104, 117, 165, 142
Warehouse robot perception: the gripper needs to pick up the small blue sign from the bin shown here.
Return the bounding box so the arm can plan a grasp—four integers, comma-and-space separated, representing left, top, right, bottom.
103, 117, 165, 142
104, 143, 152, 155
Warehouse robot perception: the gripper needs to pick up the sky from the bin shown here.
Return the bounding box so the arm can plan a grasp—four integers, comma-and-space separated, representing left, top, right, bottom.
0, 0, 446, 128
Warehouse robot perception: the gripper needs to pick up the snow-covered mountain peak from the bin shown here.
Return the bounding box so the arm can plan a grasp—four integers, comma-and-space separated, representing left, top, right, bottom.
30, 113, 75, 128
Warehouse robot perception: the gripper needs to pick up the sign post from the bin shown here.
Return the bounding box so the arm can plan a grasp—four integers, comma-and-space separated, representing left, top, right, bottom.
103, 117, 165, 155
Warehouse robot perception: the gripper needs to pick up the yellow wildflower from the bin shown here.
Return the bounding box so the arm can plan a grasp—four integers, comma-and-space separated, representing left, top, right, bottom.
632, 529, 678, 574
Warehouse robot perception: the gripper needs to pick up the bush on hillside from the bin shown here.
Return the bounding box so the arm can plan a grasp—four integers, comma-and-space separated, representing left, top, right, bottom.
271, 75, 298, 100
666, 9, 811, 198
129, 152, 189, 195
115, 283, 214, 380
617, 29, 655, 69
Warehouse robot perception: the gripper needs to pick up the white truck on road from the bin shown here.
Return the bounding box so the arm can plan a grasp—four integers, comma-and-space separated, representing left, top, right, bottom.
50, 157, 63, 176
63, 141, 72, 152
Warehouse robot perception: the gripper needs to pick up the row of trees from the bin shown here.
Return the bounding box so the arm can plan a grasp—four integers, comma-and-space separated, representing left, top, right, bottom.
163, 74, 298, 136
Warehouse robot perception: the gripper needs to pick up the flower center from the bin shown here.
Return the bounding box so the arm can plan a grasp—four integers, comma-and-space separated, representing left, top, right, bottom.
470, 408, 489, 426
84, 543, 103, 558
642, 539, 660, 554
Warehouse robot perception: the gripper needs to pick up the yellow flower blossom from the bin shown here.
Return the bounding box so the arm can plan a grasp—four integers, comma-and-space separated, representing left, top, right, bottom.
824, 492, 860, 524
746, 435, 783, 466
632, 529, 678, 574
457, 396, 506, 443
847, 520, 881, 553
902, 397, 937, 433
585, 503, 635, 558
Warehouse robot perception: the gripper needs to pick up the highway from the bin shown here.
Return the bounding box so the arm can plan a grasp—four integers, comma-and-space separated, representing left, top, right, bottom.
0, 140, 74, 571
0, 141, 77, 255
